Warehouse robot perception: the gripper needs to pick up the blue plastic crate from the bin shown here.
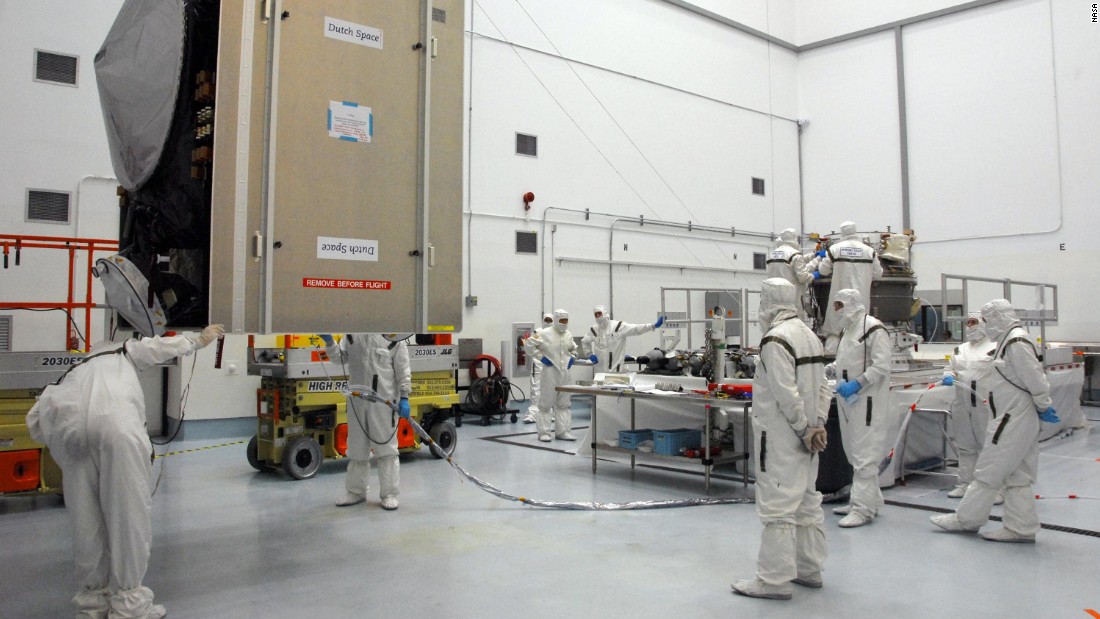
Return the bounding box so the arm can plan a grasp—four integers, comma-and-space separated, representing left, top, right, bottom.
653, 428, 702, 456
617, 429, 654, 450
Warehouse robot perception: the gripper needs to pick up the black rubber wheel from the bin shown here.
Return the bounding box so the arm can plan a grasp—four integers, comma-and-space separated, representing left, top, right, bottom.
246, 435, 266, 471
510, 413, 518, 423
428, 420, 458, 459
282, 436, 322, 480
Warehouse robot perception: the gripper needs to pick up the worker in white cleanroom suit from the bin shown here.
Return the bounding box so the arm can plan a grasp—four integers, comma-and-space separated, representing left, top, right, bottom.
816, 222, 882, 353
581, 304, 665, 373
323, 334, 412, 510
931, 299, 1059, 542
27, 324, 224, 619
942, 313, 997, 498
531, 309, 578, 442
828, 289, 891, 528
766, 229, 821, 318
732, 279, 830, 601
522, 313, 554, 424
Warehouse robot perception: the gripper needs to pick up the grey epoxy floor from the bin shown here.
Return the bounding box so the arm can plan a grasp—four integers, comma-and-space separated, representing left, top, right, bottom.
2, 401, 1098, 618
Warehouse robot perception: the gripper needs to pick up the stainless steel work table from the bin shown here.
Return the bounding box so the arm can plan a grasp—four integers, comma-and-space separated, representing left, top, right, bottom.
557, 385, 750, 493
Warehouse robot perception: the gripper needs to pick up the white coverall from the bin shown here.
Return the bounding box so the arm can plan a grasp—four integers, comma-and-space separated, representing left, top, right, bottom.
581, 307, 654, 373
328, 334, 412, 503
765, 229, 818, 317
532, 312, 577, 440
817, 223, 882, 351
954, 301, 1052, 537
944, 316, 996, 492
27, 334, 206, 619
523, 314, 552, 420
746, 279, 830, 595
832, 290, 892, 521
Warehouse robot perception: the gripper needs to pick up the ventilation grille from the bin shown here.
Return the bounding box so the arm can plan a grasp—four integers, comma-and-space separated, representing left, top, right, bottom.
752, 177, 765, 196
516, 133, 538, 157
432, 8, 447, 23
27, 190, 71, 223
516, 231, 538, 254
0, 316, 11, 352
35, 50, 78, 85
753, 252, 766, 270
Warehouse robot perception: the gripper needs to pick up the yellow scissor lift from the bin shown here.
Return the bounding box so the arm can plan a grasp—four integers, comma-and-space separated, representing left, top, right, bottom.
0, 352, 84, 497
246, 335, 460, 479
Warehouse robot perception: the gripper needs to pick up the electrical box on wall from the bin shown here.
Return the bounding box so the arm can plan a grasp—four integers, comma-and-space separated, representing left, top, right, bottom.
96, 0, 464, 334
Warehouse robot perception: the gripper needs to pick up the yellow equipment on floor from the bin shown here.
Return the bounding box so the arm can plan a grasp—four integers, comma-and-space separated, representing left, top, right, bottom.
0, 352, 83, 496
245, 335, 460, 479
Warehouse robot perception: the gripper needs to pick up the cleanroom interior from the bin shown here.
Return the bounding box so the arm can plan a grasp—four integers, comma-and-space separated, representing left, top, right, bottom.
1, 0, 1098, 617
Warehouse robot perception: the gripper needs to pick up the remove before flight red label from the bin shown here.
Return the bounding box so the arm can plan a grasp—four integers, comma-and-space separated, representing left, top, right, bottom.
302, 278, 391, 290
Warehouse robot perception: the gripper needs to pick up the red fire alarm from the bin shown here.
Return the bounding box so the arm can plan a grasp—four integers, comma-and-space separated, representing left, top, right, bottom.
522, 191, 535, 211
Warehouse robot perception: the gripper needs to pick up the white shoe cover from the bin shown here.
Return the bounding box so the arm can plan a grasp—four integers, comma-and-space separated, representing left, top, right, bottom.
792, 574, 823, 589
538, 434, 552, 442
73, 587, 109, 619
731, 577, 792, 600
838, 512, 871, 528
980, 527, 1034, 543
380, 495, 399, 510
831, 504, 850, 515
993, 494, 1004, 506
556, 432, 578, 441
930, 513, 978, 532
108, 586, 159, 619
946, 485, 967, 498
336, 493, 366, 507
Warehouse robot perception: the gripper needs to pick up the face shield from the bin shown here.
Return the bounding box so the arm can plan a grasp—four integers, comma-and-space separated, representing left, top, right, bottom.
92, 254, 167, 338
382, 333, 412, 343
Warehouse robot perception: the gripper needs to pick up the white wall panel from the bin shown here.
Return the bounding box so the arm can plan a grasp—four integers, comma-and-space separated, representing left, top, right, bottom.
797, 0, 971, 45
797, 32, 903, 235
905, 0, 1059, 242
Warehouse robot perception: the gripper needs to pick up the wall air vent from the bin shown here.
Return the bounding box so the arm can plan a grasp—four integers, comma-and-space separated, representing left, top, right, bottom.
752, 177, 765, 196
27, 190, 71, 224
0, 316, 11, 352
753, 252, 766, 270
516, 133, 538, 157
35, 50, 78, 86
432, 8, 446, 23
516, 231, 538, 254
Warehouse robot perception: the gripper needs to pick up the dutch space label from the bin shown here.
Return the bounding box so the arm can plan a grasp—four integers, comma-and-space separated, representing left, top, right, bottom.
328, 101, 372, 143
317, 236, 378, 261
324, 16, 383, 50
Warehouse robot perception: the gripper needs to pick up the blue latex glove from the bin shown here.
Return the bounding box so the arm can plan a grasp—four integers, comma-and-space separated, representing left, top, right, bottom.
654, 315, 665, 329
1038, 407, 1059, 424
398, 398, 411, 419
589, 354, 598, 364
540, 356, 553, 367
942, 375, 955, 387
836, 380, 861, 399
816, 249, 827, 258
319, 334, 335, 347
567, 357, 575, 369
812, 271, 821, 280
